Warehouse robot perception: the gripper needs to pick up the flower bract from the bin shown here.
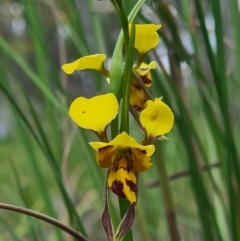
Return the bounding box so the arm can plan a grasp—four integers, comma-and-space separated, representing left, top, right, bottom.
69, 93, 118, 135
89, 132, 155, 203
140, 98, 174, 140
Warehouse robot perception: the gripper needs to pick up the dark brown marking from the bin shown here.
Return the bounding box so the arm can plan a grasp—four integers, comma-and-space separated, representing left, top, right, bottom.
140, 149, 147, 154
118, 166, 127, 171
125, 179, 137, 193
132, 82, 141, 90
99, 145, 113, 152
111, 180, 126, 198
140, 75, 151, 86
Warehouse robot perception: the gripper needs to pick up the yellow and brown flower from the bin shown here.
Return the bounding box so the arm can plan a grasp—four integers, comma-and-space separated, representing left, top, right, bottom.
89, 132, 155, 203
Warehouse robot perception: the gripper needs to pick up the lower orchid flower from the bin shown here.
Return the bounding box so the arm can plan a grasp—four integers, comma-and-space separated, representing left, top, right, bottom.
90, 132, 155, 203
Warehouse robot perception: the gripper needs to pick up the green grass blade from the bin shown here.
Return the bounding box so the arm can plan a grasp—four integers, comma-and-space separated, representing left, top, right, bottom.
10, 161, 46, 241
152, 70, 223, 241
0, 37, 65, 114
229, 0, 240, 81
0, 79, 88, 237
16, 120, 65, 241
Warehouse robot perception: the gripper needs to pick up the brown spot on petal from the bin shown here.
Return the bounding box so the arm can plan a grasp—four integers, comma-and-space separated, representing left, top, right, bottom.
139, 67, 148, 71
118, 166, 127, 171
111, 180, 126, 199
99, 145, 113, 152
132, 82, 141, 90
132, 82, 142, 91
126, 179, 138, 193
140, 149, 147, 154
140, 75, 152, 86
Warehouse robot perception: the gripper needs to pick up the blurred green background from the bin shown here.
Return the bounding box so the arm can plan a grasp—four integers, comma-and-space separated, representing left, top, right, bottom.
0, 0, 239, 240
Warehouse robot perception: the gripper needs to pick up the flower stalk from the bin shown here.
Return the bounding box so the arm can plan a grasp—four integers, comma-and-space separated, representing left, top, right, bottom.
111, 0, 130, 50
113, 3, 136, 241
121, 24, 135, 133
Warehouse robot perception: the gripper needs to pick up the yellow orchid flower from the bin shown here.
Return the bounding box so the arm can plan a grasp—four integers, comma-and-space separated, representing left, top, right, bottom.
130, 61, 156, 111
69, 93, 118, 140
140, 98, 174, 142
135, 61, 156, 87
89, 132, 155, 203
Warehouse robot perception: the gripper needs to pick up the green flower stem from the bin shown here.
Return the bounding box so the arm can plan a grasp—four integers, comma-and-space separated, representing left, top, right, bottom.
109, 0, 146, 100
155, 142, 181, 241
112, 0, 130, 49
0, 203, 89, 241
121, 24, 135, 133
109, 2, 146, 241
119, 0, 130, 50
117, 23, 135, 241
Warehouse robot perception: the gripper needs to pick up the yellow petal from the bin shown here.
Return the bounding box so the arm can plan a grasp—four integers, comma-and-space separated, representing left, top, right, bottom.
140, 98, 174, 138
69, 93, 118, 133
108, 157, 137, 203
89, 141, 108, 151
108, 132, 155, 157
136, 61, 156, 76
132, 149, 153, 172
136, 61, 156, 87
62, 54, 107, 75
95, 146, 115, 168
90, 132, 155, 156
133, 24, 161, 56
